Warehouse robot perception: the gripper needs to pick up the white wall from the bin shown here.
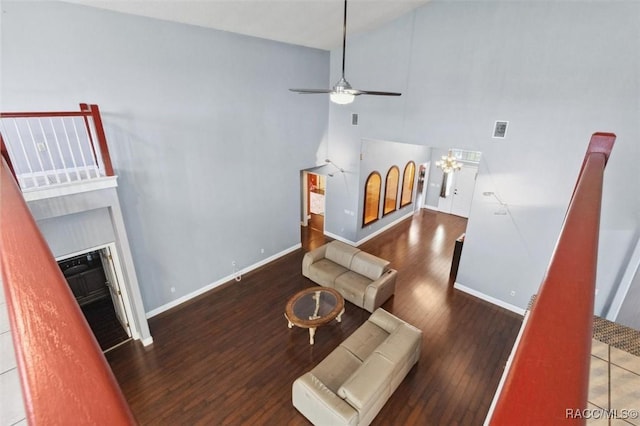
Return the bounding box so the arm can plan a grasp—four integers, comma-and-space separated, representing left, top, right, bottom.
1, 1, 329, 312
325, 1, 640, 314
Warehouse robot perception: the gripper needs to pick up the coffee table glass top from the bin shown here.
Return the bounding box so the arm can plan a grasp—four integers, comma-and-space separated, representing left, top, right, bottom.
292, 289, 339, 322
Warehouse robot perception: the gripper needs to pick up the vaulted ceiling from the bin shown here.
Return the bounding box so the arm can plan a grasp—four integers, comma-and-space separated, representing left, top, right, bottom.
62, 0, 429, 50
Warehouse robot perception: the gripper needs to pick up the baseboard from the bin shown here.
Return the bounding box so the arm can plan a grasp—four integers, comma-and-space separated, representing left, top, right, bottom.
324, 212, 415, 247
454, 282, 525, 316
355, 211, 414, 246
323, 231, 357, 246
423, 204, 439, 211
146, 243, 302, 318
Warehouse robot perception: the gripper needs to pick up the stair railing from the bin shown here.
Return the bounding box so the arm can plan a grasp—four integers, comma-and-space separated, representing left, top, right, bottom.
486, 132, 616, 424
0, 103, 114, 190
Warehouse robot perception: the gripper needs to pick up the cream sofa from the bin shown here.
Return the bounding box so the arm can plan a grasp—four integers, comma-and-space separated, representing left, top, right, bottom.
302, 241, 397, 312
292, 308, 422, 426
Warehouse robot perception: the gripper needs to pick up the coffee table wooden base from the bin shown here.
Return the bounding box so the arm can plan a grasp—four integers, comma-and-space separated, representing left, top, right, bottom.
285, 308, 344, 344
285, 287, 345, 345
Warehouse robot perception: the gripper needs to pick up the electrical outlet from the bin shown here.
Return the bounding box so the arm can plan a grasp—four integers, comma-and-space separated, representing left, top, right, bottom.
260, 248, 264, 254
170, 287, 176, 293
510, 290, 516, 297
37, 142, 47, 152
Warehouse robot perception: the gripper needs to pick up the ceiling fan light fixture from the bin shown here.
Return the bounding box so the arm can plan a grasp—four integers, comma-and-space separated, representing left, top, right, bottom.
330, 92, 355, 105
330, 77, 355, 104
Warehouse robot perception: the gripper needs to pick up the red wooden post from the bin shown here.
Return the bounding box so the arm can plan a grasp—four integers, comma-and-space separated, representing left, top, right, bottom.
488, 133, 615, 425
79, 103, 114, 177
0, 134, 17, 182
88, 104, 115, 176
0, 157, 135, 424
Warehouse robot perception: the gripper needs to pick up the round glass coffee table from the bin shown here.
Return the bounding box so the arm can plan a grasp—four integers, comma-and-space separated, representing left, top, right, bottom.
285, 287, 345, 345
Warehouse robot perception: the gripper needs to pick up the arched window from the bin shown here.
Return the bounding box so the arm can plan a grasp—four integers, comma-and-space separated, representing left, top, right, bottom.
400, 161, 416, 207
383, 166, 399, 216
363, 172, 381, 226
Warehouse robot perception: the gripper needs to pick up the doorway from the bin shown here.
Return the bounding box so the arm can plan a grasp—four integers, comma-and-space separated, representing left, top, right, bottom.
416, 162, 431, 211
57, 244, 132, 352
437, 165, 478, 219
307, 172, 326, 233
301, 170, 327, 250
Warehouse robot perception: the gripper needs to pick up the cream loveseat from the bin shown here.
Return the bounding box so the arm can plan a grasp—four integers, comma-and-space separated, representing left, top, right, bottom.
302, 240, 397, 313
292, 308, 422, 426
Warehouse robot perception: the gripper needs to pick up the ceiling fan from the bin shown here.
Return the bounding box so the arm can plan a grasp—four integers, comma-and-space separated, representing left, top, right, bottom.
289, 0, 402, 105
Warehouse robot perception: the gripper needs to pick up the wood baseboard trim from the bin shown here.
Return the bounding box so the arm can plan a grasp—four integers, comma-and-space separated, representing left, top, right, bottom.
145, 243, 302, 318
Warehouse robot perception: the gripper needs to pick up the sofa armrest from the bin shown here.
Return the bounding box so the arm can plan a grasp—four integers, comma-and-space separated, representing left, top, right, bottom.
293, 373, 358, 426
363, 269, 397, 313
302, 244, 328, 277
367, 307, 404, 334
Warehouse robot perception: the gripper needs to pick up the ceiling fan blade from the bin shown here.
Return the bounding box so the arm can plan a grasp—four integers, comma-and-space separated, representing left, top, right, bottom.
354, 90, 402, 97
289, 89, 333, 94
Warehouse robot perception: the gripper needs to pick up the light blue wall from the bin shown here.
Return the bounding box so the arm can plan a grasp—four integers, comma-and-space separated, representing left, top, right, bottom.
1, 1, 329, 312
325, 1, 640, 315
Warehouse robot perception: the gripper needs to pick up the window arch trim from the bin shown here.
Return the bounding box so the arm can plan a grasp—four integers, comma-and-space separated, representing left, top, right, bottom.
363, 171, 382, 226
400, 161, 416, 208
383, 166, 400, 216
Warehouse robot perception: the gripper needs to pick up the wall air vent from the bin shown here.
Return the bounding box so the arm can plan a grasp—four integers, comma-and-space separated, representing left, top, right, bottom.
493, 120, 508, 138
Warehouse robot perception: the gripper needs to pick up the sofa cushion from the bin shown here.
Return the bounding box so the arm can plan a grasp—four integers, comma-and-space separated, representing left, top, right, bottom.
325, 241, 360, 269
311, 346, 363, 394
375, 324, 422, 368
349, 251, 390, 281
340, 320, 389, 362
308, 259, 349, 288
334, 271, 370, 308
337, 353, 394, 411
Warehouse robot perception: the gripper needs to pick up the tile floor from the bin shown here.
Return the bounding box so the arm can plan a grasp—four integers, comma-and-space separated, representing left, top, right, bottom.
0, 279, 26, 426
588, 338, 640, 425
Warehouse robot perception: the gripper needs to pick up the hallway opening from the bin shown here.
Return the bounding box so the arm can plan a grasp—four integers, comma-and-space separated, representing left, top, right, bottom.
57, 247, 132, 352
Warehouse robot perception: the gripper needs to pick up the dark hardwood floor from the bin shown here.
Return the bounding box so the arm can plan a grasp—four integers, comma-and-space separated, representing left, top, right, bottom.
81, 297, 131, 352
106, 210, 523, 425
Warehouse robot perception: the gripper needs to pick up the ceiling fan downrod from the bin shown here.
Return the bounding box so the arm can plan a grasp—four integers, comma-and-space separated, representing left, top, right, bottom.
289, 0, 401, 104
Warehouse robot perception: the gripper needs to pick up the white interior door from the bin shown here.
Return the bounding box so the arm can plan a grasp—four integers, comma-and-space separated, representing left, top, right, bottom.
437, 166, 477, 218
100, 247, 131, 337
450, 166, 477, 218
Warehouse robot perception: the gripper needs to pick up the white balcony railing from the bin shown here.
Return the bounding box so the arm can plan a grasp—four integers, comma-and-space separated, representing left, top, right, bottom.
0, 104, 114, 191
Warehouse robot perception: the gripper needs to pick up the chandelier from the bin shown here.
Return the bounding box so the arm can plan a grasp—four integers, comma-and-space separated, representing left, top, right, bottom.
436, 151, 463, 173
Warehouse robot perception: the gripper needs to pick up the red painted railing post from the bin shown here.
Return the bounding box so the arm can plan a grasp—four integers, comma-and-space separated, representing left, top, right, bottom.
487, 132, 615, 425
0, 134, 17, 182
89, 104, 115, 176
79, 103, 114, 177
